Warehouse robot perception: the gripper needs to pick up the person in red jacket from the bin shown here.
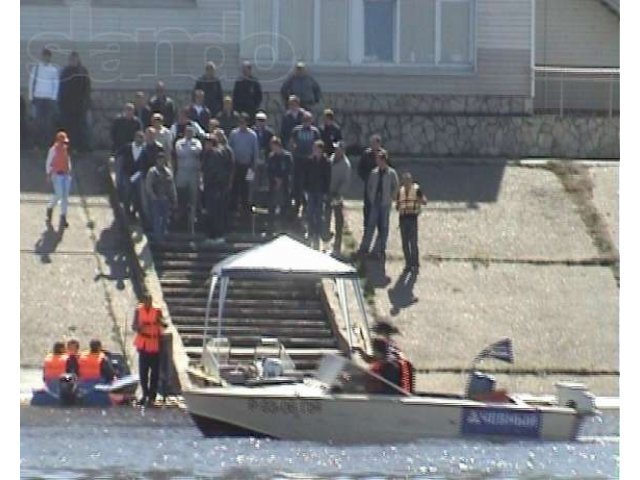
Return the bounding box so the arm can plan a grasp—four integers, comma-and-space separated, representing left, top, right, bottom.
132, 293, 167, 406
43, 341, 68, 384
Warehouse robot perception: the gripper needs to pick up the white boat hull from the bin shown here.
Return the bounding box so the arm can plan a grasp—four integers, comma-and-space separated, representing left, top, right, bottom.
184, 383, 586, 444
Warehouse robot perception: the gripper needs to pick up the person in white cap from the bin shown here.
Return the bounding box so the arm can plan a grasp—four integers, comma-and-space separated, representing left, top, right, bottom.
252, 110, 274, 193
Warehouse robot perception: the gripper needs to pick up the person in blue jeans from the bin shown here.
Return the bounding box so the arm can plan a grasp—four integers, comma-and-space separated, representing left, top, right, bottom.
145, 152, 177, 241
357, 150, 399, 261
303, 140, 331, 250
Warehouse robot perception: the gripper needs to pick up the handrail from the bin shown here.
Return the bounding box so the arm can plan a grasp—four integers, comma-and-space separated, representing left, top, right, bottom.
534, 66, 619, 75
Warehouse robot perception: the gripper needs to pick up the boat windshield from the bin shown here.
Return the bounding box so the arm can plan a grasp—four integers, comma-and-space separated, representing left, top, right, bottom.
315, 354, 410, 396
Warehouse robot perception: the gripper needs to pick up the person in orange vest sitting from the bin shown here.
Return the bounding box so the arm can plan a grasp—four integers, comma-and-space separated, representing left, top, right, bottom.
132, 293, 167, 406
43, 341, 69, 384
45, 130, 72, 228
77, 339, 116, 384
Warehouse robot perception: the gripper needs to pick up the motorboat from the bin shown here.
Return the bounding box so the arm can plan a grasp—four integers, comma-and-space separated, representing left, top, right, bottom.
183, 236, 598, 443
183, 353, 599, 444
30, 352, 139, 407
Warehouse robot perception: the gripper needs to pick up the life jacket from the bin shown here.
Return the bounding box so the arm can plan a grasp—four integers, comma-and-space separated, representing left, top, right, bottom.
134, 304, 163, 353
397, 182, 421, 216
78, 351, 106, 381
387, 342, 414, 393
43, 353, 68, 382
51, 143, 70, 173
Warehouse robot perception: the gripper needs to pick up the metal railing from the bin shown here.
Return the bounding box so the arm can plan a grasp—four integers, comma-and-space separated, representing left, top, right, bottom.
533, 66, 620, 117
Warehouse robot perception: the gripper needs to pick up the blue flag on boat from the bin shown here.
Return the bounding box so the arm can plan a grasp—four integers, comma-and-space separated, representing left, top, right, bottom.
475, 338, 514, 363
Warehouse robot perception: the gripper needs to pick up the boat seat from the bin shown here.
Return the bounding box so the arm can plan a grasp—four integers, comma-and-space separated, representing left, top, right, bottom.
470, 389, 514, 404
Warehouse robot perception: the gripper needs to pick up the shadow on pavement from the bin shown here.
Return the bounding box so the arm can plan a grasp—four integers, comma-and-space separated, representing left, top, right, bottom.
34, 223, 65, 263
388, 268, 419, 316
94, 221, 132, 291
344, 159, 507, 205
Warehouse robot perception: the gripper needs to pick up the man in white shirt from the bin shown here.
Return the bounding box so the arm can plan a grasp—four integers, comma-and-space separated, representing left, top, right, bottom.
29, 48, 59, 149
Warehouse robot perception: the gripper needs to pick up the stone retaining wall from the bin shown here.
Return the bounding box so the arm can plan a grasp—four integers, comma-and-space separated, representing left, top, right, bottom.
32, 89, 620, 158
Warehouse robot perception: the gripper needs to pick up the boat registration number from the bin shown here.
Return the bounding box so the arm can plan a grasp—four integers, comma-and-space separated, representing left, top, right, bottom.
248, 398, 323, 416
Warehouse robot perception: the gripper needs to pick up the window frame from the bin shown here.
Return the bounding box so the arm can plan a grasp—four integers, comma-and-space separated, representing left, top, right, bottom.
242, 0, 476, 70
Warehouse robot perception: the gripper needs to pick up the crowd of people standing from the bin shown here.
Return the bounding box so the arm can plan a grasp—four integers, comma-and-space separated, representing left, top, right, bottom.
28, 49, 427, 269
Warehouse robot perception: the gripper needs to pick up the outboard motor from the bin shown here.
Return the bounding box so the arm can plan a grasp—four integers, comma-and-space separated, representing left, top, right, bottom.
556, 382, 597, 414
58, 373, 79, 406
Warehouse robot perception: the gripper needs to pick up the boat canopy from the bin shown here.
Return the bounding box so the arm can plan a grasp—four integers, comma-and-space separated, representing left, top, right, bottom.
203, 235, 371, 351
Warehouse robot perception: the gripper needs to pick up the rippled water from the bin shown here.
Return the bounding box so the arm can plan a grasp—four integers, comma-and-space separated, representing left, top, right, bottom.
20, 406, 618, 479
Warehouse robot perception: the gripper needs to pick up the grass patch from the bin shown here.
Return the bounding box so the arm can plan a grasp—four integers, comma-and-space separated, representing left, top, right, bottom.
546, 160, 619, 284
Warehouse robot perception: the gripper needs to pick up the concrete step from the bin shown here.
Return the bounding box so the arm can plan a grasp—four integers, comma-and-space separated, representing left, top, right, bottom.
177, 325, 334, 338
180, 335, 338, 349
162, 287, 318, 301
162, 297, 323, 309
159, 278, 319, 292
169, 306, 326, 319
171, 317, 331, 332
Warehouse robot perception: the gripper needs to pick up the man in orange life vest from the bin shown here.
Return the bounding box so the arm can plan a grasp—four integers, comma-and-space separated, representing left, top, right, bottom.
132, 293, 167, 406
45, 130, 72, 228
352, 320, 415, 394
396, 171, 427, 271
78, 339, 116, 384
43, 341, 68, 384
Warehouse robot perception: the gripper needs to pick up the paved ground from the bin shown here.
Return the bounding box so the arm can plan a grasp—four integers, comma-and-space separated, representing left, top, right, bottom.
20, 151, 139, 370
335, 159, 619, 395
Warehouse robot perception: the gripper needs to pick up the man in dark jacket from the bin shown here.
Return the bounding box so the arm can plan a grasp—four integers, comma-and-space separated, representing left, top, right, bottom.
232, 61, 263, 123
201, 135, 235, 240
290, 111, 320, 218
320, 108, 342, 157
280, 95, 305, 151
115, 129, 145, 218
280, 62, 321, 111
58, 51, 91, 152
149, 81, 176, 127
304, 140, 331, 250
194, 62, 223, 118
111, 103, 143, 155
267, 136, 292, 227
133, 91, 152, 128
217, 96, 240, 137
358, 134, 383, 230
188, 89, 212, 132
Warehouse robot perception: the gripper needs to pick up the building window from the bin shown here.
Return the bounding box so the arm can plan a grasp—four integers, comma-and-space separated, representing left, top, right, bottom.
241, 0, 474, 68
364, 0, 396, 63
440, 0, 472, 64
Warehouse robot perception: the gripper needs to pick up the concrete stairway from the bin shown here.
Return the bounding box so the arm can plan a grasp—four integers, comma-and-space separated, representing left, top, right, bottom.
150, 226, 342, 375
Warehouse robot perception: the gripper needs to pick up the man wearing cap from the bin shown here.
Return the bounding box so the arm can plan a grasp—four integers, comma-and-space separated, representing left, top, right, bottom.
252, 111, 274, 193
233, 61, 263, 123
29, 48, 59, 149
45, 130, 72, 228
326, 140, 351, 254
194, 62, 223, 118
280, 62, 322, 111
320, 109, 342, 157
353, 320, 414, 393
